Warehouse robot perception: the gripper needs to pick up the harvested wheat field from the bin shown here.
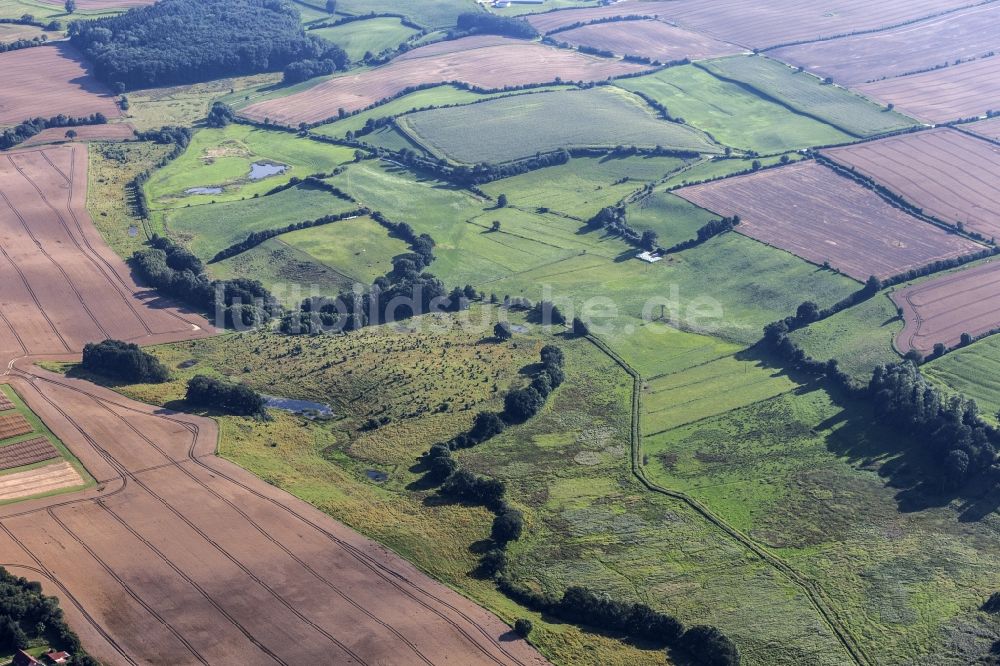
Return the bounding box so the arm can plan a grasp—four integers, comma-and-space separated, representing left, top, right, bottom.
525, 1, 678, 33
656, 0, 978, 50
0, 367, 547, 666
856, 55, 1000, 124
0, 460, 83, 502
675, 160, 983, 280
242, 36, 650, 126
769, 3, 1000, 86
554, 19, 743, 62
966, 116, 1000, 142
0, 43, 120, 126
823, 128, 1000, 239
891, 260, 1000, 353
0, 144, 208, 357
19, 123, 136, 148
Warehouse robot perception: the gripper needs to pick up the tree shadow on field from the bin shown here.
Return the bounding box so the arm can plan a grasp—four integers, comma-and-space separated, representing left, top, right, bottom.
736, 344, 1000, 519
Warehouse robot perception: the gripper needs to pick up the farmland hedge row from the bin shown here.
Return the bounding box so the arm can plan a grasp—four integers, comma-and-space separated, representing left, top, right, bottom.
0, 36, 47, 55
424, 347, 738, 664
0, 113, 109, 151
544, 14, 653, 36
69, 0, 347, 90
210, 207, 369, 263
128, 126, 192, 220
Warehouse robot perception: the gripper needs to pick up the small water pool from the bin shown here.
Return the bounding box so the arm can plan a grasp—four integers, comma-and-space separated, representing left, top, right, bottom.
366, 470, 388, 483
263, 395, 334, 419
128, 225, 139, 237
185, 187, 223, 195
248, 162, 287, 180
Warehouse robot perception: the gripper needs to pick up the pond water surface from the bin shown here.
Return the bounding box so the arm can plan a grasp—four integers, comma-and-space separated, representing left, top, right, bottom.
248, 162, 287, 180
263, 395, 334, 418
185, 187, 223, 195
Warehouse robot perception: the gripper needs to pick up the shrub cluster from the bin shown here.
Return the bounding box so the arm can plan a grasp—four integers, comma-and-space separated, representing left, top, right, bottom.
0, 35, 47, 55
70, 0, 346, 89
185, 375, 266, 417
82, 339, 170, 383
0, 112, 108, 151
132, 235, 279, 327
0, 567, 97, 665
664, 215, 740, 254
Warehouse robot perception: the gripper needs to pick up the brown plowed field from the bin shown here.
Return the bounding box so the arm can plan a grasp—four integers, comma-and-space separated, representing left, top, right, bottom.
770, 3, 1000, 86
890, 260, 1000, 353
0, 414, 31, 440
0, 437, 58, 471
526, 1, 678, 33
0, 144, 209, 358
823, 128, 1000, 239
241, 36, 650, 126
554, 19, 743, 62
0, 395, 13, 412
0, 43, 120, 126
652, 0, 979, 50
19, 123, 136, 148
966, 116, 1000, 142
0, 368, 548, 666
675, 160, 984, 280
856, 55, 1000, 123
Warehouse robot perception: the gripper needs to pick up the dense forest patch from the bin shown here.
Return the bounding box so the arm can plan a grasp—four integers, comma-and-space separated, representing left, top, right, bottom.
70, 0, 347, 90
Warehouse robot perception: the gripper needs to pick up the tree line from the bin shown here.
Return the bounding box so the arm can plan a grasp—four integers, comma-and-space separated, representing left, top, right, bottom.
0, 567, 98, 665
128, 126, 193, 219
210, 207, 368, 263
663, 215, 740, 254
131, 235, 280, 328
0, 35, 47, 55
82, 339, 170, 383
70, 0, 348, 90
0, 113, 109, 151
422, 346, 738, 664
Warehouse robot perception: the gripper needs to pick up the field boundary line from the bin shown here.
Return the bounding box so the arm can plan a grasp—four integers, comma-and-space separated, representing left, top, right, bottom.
584, 333, 872, 666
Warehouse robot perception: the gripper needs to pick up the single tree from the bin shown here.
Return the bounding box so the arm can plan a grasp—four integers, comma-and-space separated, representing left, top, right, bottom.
640, 229, 658, 251
65, 0, 76, 13
514, 618, 533, 638
64, 129, 77, 140
494, 321, 512, 341
572, 317, 589, 337
326, 0, 337, 13
496, 193, 508, 208
491, 220, 501, 232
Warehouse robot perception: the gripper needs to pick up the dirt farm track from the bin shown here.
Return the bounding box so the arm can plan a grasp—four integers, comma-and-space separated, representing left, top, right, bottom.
0, 145, 547, 665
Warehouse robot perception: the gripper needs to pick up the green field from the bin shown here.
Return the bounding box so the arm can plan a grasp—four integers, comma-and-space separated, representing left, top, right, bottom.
626, 190, 717, 246
480, 154, 692, 220
310, 84, 570, 140
925, 336, 1000, 422
145, 125, 356, 209
124, 74, 280, 131
396, 87, 722, 164
699, 56, 919, 138
616, 65, 852, 154
160, 182, 358, 260
334, 0, 476, 28
661, 153, 804, 188
644, 385, 1000, 664
309, 17, 420, 61
790, 292, 902, 382
0, 0, 120, 21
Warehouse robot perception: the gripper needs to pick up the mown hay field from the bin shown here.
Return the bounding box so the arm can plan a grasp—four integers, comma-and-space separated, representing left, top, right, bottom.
395, 87, 721, 164
308, 17, 420, 62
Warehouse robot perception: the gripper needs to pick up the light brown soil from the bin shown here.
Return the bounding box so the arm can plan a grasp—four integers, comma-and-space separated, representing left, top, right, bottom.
823, 128, 1000, 240
891, 260, 1000, 353
0, 461, 82, 502
0, 437, 59, 471
856, 55, 1000, 123
675, 160, 984, 280
0, 44, 120, 126
525, 1, 679, 33
0, 144, 547, 665
555, 19, 743, 62
242, 36, 649, 126
20, 124, 136, 148
770, 3, 1000, 86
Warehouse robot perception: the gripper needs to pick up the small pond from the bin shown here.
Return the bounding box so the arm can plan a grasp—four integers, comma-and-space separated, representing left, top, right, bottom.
263, 395, 334, 419
366, 470, 388, 483
128, 225, 139, 237
248, 162, 287, 180
185, 187, 223, 195
177, 359, 198, 369
511, 324, 530, 334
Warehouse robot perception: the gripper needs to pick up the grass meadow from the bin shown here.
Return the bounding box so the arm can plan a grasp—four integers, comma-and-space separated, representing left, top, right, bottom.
925, 336, 1000, 422
700, 56, 919, 138
396, 87, 721, 164
309, 17, 420, 62
145, 125, 356, 209
333, 0, 476, 29
616, 65, 852, 154
158, 182, 358, 260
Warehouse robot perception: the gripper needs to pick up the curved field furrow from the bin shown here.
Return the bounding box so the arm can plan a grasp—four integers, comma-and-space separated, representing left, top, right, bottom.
674, 160, 983, 280
891, 260, 1000, 353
